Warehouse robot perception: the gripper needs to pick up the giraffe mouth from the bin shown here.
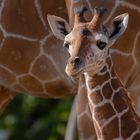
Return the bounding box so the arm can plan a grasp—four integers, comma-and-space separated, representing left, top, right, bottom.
70, 69, 84, 79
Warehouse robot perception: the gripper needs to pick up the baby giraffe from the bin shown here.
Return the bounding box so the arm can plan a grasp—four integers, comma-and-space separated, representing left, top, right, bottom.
47, 7, 140, 140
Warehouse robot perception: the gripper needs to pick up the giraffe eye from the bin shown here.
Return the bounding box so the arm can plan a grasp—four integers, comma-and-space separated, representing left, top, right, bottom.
63, 42, 70, 49
96, 41, 107, 50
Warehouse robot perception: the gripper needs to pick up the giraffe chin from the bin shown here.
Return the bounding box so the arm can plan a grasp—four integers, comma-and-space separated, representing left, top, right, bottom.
65, 67, 84, 80
71, 70, 84, 79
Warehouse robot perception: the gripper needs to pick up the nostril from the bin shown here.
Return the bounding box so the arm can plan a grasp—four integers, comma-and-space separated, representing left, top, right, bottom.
74, 57, 81, 65
69, 57, 82, 67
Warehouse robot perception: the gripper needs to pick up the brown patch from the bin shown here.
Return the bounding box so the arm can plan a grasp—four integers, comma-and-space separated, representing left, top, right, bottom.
126, 68, 140, 93
133, 133, 140, 140
43, 35, 68, 74
102, 117, 119, 140
106, 57, 112, 68
39, 0, 68, 25
102, 82, 113, 99
0, 86, 16, 113
2, 0, 48, 39
100, 65, 107, 73
32, 55, 59, 81
90, 90, 103, 104
123, 0, 140, 6
77, 113, 96, 139
19, 75, 44, 93
0, 66, 16, 85
0, 30, 4, 44
45, 79, 74, 97
111, 78, 122, 90
94, 72, 110, 86
121, 110, 138, 139
94, 103, 115, 126
112, 53, 133, 84
86, 0, 115, 18
113, 91, 128, 113
111, 67, 116, 77
0, 37, 40, 75
13, 84, 27, 93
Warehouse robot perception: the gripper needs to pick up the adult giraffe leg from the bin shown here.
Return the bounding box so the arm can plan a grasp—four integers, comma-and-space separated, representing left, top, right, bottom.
77, 75, 97, 140
0, 85, 16, 113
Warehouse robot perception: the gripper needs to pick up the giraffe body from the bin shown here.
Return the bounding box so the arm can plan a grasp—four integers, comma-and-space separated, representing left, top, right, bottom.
0, 0, 75, 100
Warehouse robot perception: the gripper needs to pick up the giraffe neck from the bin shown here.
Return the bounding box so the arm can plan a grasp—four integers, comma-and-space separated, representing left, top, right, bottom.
84, 55, 140, 140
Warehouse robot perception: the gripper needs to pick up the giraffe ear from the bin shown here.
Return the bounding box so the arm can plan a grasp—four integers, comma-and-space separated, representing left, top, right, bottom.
47, 15, 71, 40
108, 13, 129, 42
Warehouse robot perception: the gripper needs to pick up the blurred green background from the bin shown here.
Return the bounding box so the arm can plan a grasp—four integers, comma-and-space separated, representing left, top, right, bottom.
0, 95, 73, 140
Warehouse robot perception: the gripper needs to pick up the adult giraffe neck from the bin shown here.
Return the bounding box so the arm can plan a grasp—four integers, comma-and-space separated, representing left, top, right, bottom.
84, 55, 140, 140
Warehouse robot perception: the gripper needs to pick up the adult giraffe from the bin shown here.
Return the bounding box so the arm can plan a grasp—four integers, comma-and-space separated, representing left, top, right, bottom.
0, 0, 76, 112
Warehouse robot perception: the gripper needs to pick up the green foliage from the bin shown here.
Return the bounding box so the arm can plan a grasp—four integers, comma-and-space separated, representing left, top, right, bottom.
0, 94, 73, 140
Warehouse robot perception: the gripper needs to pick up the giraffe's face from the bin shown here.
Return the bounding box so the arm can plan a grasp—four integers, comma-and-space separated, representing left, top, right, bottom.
64, 24, 109, 78
47, 9, 129, 79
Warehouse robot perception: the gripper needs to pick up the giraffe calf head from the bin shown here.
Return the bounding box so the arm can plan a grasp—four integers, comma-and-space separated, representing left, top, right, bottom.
47, 7, 129, 79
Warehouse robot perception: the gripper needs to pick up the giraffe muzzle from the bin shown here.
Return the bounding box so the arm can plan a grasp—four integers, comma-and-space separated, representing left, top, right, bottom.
69, 57, 83, 69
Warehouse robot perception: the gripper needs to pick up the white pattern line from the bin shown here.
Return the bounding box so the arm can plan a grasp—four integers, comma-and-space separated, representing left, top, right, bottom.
103, 0, 120, 24
34, 0, 48, 31
119, 0, 140, 13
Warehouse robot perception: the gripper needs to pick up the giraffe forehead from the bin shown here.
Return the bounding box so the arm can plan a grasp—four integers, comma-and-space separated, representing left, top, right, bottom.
65, 31, 108, 43
65, 29, 82, 42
